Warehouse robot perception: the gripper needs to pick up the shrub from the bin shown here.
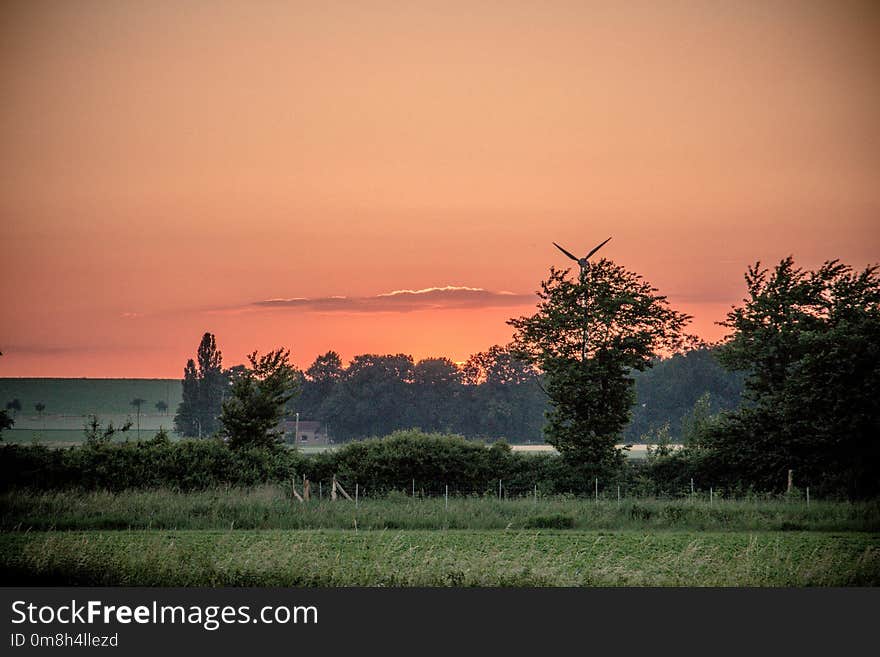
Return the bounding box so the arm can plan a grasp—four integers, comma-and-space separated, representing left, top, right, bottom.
524, 514, 575, 529
0, 439, 305, 492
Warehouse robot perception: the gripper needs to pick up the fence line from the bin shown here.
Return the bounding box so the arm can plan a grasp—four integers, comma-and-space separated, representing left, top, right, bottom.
298, 475, 818, 504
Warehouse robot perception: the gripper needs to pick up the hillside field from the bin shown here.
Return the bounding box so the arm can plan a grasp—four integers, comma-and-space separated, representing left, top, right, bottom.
0, 378, 182, 416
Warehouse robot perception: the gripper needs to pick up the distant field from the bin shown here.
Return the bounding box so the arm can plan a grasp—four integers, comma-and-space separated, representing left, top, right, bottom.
0, 378, 181, 444
2, 529, 876, 586
0, 378, 182, 416
0, 379, 664, 453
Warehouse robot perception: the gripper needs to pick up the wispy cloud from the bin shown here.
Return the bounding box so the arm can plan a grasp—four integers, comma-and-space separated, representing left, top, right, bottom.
245, 285, 535, 314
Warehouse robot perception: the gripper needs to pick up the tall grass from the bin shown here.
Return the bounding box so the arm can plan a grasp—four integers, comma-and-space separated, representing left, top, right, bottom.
2, 487, 877, 532
2, 530, 877, 586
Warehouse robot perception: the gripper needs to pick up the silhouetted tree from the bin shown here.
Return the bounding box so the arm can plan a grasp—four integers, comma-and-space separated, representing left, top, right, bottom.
5, 398, 22, 418
412, 357, 463, 433
0, 410, 12, 439
130, 398, 146, 438
196, 333, 224, 435
510, 259, 690, 471
155, 400, 168, 415
461, 345, 546, 441
173, 333, 225, 437
297, 351, 344, 421
83, 415, 132, 446
219, 349, 299, 449
323, 354, 415, 440
174, 359, 200, 436
706, 257, 880, 497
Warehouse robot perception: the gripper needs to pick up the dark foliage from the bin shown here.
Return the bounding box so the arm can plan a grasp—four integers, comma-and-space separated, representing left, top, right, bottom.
219, 349, 299, 450
701, 257, 880, 498
0, 439, 304, 492
509, 260, 691, 469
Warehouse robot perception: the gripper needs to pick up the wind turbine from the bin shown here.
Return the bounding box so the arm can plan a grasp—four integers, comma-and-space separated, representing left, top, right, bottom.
552, 237, 612, 280
552, 237, 612, 359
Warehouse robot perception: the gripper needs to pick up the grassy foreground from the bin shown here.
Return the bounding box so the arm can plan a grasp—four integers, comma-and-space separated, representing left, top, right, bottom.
1, 529, 877, 586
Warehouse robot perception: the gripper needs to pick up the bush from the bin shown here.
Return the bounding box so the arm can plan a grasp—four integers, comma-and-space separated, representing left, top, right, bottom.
524, 514, 575, 529
0, 440, 304, 492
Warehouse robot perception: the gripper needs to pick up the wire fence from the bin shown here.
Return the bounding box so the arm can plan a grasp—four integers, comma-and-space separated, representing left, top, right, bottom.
291, 476, 816, 505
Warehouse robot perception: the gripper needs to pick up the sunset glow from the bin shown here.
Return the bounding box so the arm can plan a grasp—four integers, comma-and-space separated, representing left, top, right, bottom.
1, 0, 878, 377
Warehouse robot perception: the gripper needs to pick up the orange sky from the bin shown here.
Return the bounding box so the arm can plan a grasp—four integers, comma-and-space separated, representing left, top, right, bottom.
1, 0, 878, 377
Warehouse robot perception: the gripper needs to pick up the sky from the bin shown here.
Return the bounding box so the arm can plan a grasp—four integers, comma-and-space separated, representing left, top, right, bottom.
1, 0, 878, 377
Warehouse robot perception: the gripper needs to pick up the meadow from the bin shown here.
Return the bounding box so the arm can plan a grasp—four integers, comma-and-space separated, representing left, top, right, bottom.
3, 487, 877, 533
1, 529, 876, 586
0, 378, 182, 416
1, 488, 877, 586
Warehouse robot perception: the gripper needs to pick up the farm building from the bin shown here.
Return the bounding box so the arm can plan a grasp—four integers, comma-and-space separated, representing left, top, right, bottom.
280, 419, 332, 445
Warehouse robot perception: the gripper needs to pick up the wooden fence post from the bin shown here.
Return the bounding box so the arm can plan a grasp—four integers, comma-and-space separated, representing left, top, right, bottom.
331, 475, 337, 501
334, 478, 353, 501
290, 478, 303, 503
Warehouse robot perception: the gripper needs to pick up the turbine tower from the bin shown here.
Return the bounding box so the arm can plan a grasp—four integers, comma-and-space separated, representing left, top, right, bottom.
552, 237, 612, 359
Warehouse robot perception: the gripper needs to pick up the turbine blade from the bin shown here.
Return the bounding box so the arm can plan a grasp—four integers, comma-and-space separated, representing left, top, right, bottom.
553, 242, 580, 262
585, 236, 612, 260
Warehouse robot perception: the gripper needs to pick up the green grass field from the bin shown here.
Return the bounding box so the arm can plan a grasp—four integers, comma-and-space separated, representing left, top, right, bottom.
0, 378, 182, 416
2, 488, 877, 586
2, 529, 876, 586
3, 488, 877, 533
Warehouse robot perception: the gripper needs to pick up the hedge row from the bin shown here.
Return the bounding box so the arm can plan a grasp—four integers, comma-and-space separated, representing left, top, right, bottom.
0, 439, 303, 492
2, 429, 849, 497
0, 431, 630, 494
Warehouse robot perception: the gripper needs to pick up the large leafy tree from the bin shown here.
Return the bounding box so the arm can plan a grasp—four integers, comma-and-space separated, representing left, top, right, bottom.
323, 354, 415, 440
412, 357, 463, 433
462, 345, 546, 441
219, 348, 299, 450
710, 257, 880, 496
509, 259, 691, 468
624, 346, 744, 442
297, 351, 344, 423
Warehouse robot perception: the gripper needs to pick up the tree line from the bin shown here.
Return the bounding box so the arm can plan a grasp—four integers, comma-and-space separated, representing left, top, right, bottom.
173, 338, 548, 442
164, 251, 876, 498
172, 335, 742, 444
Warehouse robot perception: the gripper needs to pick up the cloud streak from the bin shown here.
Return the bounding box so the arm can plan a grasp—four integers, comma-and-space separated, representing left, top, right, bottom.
248, 286, 535, 314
